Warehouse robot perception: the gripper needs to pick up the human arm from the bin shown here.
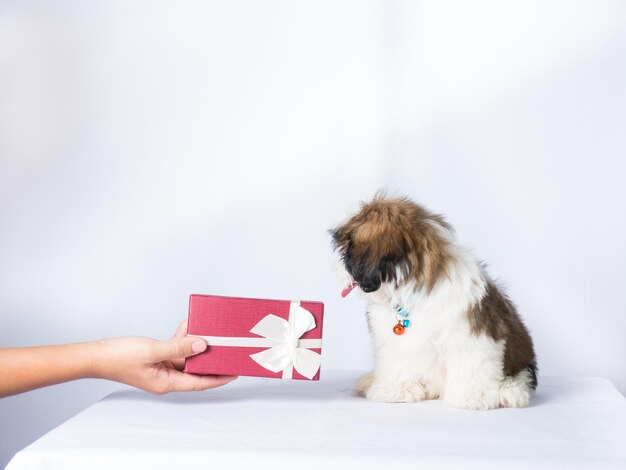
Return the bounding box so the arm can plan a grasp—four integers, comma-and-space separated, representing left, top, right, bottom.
0, 321, 236, 398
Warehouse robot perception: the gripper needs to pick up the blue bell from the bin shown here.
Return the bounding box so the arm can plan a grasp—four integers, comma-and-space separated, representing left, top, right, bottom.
402, 319, 411, 328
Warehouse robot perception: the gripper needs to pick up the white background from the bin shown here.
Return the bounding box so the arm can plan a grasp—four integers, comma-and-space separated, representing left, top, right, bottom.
1, 1, 625, 467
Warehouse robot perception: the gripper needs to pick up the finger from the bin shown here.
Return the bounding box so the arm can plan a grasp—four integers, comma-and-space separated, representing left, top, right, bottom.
170, 320, 192, 369
151, 336, 208, 362
172, 320, 189, 339
163, 371, 238, 393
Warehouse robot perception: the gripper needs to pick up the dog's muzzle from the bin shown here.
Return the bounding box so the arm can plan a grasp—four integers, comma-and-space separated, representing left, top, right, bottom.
359, 283, 379, 293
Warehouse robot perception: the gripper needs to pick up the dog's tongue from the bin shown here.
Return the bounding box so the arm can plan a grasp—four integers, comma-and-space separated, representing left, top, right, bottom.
341, 280, 359, 298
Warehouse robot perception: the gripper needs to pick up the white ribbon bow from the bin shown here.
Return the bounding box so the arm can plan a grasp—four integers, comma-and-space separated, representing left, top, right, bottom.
249, 302, 322, 380
194, 301, 322, 380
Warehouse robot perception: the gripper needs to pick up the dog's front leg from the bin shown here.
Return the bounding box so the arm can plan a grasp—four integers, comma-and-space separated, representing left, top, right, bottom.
360, 356, 427, 403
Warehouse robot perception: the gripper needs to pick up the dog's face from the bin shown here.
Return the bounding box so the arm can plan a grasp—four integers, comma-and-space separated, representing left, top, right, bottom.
331, 195, 452, 295
331, 197, 414, 294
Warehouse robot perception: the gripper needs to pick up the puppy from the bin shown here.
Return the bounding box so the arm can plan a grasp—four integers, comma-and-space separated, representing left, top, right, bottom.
331, 194, 537, 409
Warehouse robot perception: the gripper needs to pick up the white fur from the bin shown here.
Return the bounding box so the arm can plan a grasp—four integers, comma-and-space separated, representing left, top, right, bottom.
350, 241, 533, 410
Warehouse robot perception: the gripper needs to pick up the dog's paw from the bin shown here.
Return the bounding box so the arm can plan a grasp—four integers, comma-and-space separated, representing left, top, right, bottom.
366, 380, 426, 403
499, 386, 531, 408
499, 376, 532, 408
444, 387, 501, 410
353, 372, 375, 397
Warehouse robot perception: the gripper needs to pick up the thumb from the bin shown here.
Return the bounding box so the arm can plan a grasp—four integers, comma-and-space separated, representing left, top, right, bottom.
151, 336, 208, 362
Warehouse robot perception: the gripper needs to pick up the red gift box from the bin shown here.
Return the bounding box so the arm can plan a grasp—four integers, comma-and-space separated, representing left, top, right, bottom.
184, 294, 324, 380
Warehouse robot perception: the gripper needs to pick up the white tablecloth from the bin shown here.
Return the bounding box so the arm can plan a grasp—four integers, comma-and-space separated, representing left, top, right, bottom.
6, 371, 626, 469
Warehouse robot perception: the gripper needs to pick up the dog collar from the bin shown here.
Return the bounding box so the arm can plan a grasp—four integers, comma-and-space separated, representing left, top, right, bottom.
392, 291, 418, 335
392, 304, 411, 335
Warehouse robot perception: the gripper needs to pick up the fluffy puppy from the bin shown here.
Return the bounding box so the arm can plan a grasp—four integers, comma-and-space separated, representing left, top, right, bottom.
331, 194, 537, 409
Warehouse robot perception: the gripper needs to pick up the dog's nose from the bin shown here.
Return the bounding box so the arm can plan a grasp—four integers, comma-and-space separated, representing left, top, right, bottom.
360, 283, 379, 293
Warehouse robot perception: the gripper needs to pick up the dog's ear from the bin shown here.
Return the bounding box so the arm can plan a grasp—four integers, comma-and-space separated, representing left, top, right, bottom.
329, 226, 349, 253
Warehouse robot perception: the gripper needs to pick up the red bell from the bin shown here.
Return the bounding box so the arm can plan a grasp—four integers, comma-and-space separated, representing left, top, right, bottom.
393, 322, 405, 335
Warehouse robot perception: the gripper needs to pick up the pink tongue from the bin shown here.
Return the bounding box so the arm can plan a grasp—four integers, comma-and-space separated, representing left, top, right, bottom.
341, 280, 359, 298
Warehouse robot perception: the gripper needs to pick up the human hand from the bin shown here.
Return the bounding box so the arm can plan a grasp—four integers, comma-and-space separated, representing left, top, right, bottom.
92, 320, 237, 395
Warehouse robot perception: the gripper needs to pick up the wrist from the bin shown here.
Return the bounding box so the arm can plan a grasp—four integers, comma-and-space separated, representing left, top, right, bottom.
85, 339, 110, 380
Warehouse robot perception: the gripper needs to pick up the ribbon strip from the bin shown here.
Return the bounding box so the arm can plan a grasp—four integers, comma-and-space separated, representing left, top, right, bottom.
194, 336, 322, 349
192, 301, 322, 380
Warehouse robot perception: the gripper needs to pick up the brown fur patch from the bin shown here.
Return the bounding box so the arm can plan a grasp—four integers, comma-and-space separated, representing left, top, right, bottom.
331, 194, 454, 292
467, 281, 537, 386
